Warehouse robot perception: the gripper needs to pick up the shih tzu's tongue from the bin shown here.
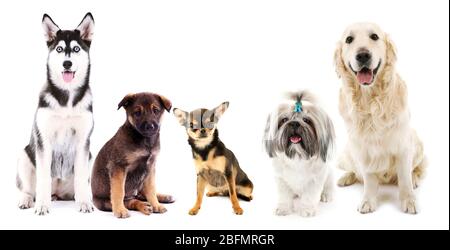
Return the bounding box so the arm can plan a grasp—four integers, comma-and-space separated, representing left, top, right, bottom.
62, 71, 75, 83
289, 136, 302, 144
357, 69, 373, 85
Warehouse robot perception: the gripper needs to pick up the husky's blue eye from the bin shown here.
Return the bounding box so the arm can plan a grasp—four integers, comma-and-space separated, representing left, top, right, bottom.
56, 46, 64, 53
73, 46, 81, 53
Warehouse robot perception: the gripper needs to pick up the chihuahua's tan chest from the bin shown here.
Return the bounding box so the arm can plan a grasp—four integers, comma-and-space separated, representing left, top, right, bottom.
193, 148, 227, 174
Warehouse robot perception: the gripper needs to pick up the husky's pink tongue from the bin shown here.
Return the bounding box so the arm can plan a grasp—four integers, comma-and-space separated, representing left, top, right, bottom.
357, 70, 373, 85
62, 72, 75, 83
289, 136, 302, 144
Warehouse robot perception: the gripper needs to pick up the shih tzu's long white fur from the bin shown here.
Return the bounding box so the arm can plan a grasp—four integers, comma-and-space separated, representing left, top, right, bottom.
264, 91, 335, 217
334, 23, 426, 214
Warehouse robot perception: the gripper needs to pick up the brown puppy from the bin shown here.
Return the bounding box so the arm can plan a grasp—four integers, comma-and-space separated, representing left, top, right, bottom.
92, 92, 174, 218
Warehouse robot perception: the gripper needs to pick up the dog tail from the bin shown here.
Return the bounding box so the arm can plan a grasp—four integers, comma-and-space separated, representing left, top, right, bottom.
286, 90, 317, 105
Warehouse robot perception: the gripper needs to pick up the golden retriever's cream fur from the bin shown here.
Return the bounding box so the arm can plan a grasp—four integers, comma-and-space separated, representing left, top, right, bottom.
334, 23, 426, 214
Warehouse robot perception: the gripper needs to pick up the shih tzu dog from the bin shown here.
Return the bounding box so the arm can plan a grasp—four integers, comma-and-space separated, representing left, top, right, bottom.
263, 91, 335, 217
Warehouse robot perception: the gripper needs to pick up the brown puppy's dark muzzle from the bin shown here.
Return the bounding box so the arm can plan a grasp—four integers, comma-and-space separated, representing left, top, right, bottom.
138, 121, 160, 136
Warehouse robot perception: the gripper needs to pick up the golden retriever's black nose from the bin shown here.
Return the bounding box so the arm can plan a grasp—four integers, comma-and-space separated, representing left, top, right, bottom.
63, 61, 72, 70
356, 52, 371, 64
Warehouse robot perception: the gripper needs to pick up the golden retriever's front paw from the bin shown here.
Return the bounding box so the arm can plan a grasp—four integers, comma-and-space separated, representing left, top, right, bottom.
189, 207, 200, 216
358, 199, 377, 214
401, 198, 417, 214
113, 207, 130, 219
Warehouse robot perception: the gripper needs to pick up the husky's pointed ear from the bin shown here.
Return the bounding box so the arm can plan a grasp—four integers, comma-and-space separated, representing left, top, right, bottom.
173, 108, 188, 126
118, 94, 135, 110
212, 102, 229, 122
76, 12, 95, 43
42, 14, 60, 44
157, 94, 172, 112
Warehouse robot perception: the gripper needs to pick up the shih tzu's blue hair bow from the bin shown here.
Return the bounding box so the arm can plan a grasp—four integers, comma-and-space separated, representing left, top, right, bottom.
294, 101, 303, 113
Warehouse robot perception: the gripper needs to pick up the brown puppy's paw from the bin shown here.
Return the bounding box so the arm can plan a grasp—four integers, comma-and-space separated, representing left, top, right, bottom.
189, 207, 200, 216
157, 194, 176, 204
114, 207, 130, 219
137, 202, 153, 215
152, 204, 167, 214
233, 206, 244, 215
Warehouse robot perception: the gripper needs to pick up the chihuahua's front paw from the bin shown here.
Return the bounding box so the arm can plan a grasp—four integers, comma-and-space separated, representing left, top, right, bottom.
189, 207, 200, 216
233, 206, 244, 215
358, 199, 377, 214
113, 207, 130, 219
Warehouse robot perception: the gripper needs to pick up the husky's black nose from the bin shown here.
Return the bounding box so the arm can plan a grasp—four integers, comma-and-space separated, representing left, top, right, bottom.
63, 61, 72, 70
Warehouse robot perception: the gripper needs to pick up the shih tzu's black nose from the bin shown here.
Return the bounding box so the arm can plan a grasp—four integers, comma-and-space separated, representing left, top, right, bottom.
288, 121, 300, 128
63, 60, 72, 70
356, 52, 371, 64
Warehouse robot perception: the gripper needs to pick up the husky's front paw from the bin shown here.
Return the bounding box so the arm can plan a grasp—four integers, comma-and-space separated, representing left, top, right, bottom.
358, 199, 377, 214
78, 202, 94, 213
34, 204, 50, 216
18, 194, 34, 209
299, 207, 317, 217
401, 198, 418, 214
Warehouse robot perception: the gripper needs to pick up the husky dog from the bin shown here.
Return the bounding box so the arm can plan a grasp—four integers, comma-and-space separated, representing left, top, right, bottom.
16, 13, 95, 215
264, 91, 335, 217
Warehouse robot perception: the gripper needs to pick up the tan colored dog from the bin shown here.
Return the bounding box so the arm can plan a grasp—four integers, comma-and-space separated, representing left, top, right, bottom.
334, 23, 426, 214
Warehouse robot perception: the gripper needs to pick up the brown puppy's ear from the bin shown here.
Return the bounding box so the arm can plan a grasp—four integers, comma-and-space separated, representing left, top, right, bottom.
173, 108, 188, 126
118, 94, 135, 110
158, 94, 172, 112
212, 102, 229, 122
333, 41, 345, 78
385, 34, 397, 66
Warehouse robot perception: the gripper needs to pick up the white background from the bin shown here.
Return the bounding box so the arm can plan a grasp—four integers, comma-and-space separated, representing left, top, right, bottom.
0, 0, 448, 230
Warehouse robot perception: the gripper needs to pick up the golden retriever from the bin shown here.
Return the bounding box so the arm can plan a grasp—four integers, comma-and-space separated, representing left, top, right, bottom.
334, 23, 426, 214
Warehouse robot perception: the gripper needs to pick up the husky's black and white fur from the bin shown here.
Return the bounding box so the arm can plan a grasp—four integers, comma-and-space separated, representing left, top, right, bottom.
17, 13, 95, 215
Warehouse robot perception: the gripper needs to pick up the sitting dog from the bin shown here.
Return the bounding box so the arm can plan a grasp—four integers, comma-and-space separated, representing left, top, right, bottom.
264, 91, 335, 217
334, 23, 426, 214
173, 102, 254, 215
17, 13, 95, 215
91, 92, 175, 218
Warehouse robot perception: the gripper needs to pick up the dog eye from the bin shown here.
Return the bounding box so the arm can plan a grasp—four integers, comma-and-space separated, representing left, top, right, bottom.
56, 46, 64, 53
345, 36, 354, 44
303, 118, 312, 125
134, 110, 142, 117
370, 33, 379, 41
153, 107, 160, 114
73, 46, 81, 52
190, 123, 194, 129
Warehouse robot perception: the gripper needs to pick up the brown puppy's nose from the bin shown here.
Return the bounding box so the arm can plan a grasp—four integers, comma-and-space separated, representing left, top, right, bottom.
141, 121, 159, 133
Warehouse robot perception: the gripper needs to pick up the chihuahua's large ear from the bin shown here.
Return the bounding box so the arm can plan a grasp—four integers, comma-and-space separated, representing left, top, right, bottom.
212, 102, 229, 122
42, 14, 60, 44
118, 94, 135, 110
76, 12, 95, 44
158, 94, 172, 112
173, 108, 188, 126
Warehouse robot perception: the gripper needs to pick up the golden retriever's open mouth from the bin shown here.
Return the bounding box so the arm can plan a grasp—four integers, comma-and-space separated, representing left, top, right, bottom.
351, 61, 381, 86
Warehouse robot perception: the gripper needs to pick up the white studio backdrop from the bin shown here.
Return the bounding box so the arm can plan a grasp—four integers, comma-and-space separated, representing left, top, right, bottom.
0, 0, 448, 230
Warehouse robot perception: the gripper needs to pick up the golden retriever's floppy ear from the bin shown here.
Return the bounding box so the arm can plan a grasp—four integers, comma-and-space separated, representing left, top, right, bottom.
385, 34, 397, 66
118, 93, 135, 110
333, 42, 346, 78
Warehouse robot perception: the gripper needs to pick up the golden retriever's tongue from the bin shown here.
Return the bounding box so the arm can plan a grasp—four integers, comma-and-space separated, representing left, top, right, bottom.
62, 72, 75, 83
290, 136, 301, 144
357, 70, 373, 85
